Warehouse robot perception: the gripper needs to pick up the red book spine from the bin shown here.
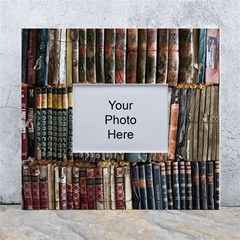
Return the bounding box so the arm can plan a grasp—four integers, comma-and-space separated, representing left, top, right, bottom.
30, 165, 40, 209
80, 168, 88, 209
59, 166, 67, 209
72, 167, 80, 209
22, 165, 33, 210
95, 168, 104, 210
86, 168, 96, 209
22, 87, 28, 160
115, 167, 125, 209
39, 165, 49, 209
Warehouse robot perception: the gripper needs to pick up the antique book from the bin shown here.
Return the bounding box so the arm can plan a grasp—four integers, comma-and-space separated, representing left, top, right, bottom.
157, 29, 169, 84
115, 29, 127, 84
47, 164, 55, 210
72, 167, 80, 209
95, 168, 104, 210
41, 88, 47, 160
199, 161, 207, 209
166, 162, 173, 209
46, 88, 53, 160
131, 165, 141, 209
31, 165, 40, 209
48, 29, 55, 86
192, 29, 199, 83
215, 161, 220, 209
115, 166, 125, 209
71, 29, 79, 84
59, 166, 67, 209
124, 166, 133, 210
52, 88, 58, 160
62, 88, 68, 161
152, 163, 163, 209
96, 29, 105, 83
59, 29, 66, 85
57, 88, 63, 161
193, 88, 200, 161
80, 168, 88, 209
160, 162, 168, 209
86, 168, 96, 209
145, 163, 155, 209
66, 29, 73, 86
53, 29, 61, 85
146, 29, 157, 84
67, 166, 74, 209
103, 167, 111, 209
40, 165, 49, 209
54, 165, 60, 209
192, 162, 200, 209
179, 161, 186, 209
35, 88, 42, 160
172, 161, 180, 209
79, 29, 87, 83
22, 29, 28, 83
185, 161, 193, 209
67, 87, 73, 161
138, 164, 148, 209
22, 87, 28, 160
207, 161, 215, 209
126, 29, 138, 83
22, 165, 33, 210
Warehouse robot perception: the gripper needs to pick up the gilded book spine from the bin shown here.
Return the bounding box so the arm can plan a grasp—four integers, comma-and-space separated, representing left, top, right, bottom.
110, 165, 116, 209
57, 88, 63, 161
41, 88, 47, 160
172, 161, 180, 209
185, 161, 193, 209
40, 165, 49, 209
22, 165, 33, 210
96, 29, 105, 83
79, 29, 87, 83
207, 161, 214, 209
47, 88, 53, 160
31, 165, 40, 209
67, 166, 74, 209
160, 162, 168, 209
59, 166, 67, 209
95, 168, 104, 210
179, 161, 186, 209
66, 29, 73, 86
80, 168, 88, 209
145, 163, 155, 209
47, 164, 55, 210
22, 87, 28, 160
199, 162, 207, 209
36, 88, 42, 160
72, 167, 80, 209
193, 88, 200, 161
62, 88, 68, 161
115, 166, 125, 209
192, 162, 200, 209
53, 29, 61, 85
166, 162, 173, 209
124, 166, 133, 209
54, 165, 60, 209
48, 29, 55, 86
52, 88, 58, 160
67, 87, 73, 161
153, 163, 163, 209
86, 168, 96, 209
71, 29, 79, 84
103, 167, 111, 209
138, 165, 147, 209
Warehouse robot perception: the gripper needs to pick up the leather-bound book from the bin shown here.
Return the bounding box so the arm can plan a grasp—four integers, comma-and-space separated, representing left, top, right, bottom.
22, 29, 28, 83
79, 153, 84, 162
57, 88, 63, 161
179, 161, 186, 209
103, 167, 111, 209
47, 164, 55, 210
53, 29, 61, 85
67, 87, 73, 161
86, 29, 96, 83
22, 165, 33, 209
199, 161, 207, 209
197, 29, 207, 84
48, 29, 55, 86
67, 166, 74, 209
138, 164, 148, 209
205, 29, 219, 84
40, 165, 49, 209
22, 87, 28, 160
52, 88, 58, 160
31, 165, 40, 209
131, 165, 141, 209
160, 162, 168, 209
66, 29, 73, 86
59, 166, 67, 209
96, 29, 105, 83
59, 29, 66, 85
35, 88, 42, 160
152, 163, 163, 209
27, 29, 38, 85
185, 161, 193, 209
46, 88, 52, 160
71, 29, 79, 84
115, 166, 125, 209
192, 29, 199, 83
146, 29, 157, 84
179, 29, 194, 84
79, 29, 87, 83
80, 168, 88, 209
110, 165, 116, 209
95, 168, 104, 210
89, 153, 95, 163
86, 168, 96, 209
126, 29, 138, 83
124, 166, 133, 209
166, 162, 173, 209
207, 161, 215, 209
36, 29, 50, 87
192, 162, 200, 209
167, 29, 179, 86
193, 88, 200, 161
145, 163, 155, 209
72, 167, 80, 209
157, 29, 169, 84
41, 88, 47, 160
115, 29, 126, 84
54, 165, 60, 209
172, 161, 180, 209
207, 86, 214, 161
105, 29, 115, 83
62, 88, 68, 161
214, 161, 220, 209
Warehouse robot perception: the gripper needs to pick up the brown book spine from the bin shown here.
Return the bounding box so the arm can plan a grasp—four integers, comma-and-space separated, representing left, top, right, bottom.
96, 29, 105, 83
193, 88, 200, 161
40, 165, 49, 209
54, 165, 60, 209
59, 166, 67, 209
71, 29, 79, 84
115, 166, 125, 209
48, 29, 55, 86
79, 29, 87, 83
124, 166, 133, 209
185, 161, 193, 209
22, 165, 33, 210
47, 164, 55, 209
22, 87, 28, 160
86, 168, 96, 209
67, 166, 74, 209
95, 168, 104, 210
66, 29, 73, 86
72, 167, 80, 209
31, 165, 40, 209
80, 168, 88, 209
110, 165, 116, 209
53, 29, 61, 85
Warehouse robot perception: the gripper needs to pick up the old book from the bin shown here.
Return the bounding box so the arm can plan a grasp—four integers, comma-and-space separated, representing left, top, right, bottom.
66, 29, 73, 86
96, 29, 105, 83
67, 166, 74, 209
40, 165, 49, 209
80, 168, 88, 209
71, 29, 79, 84
124, 166, 133, 209
95, 168, 104, 210
166, 162, 173, 209
62, 88, 68, 161
193, 88, 200, 161
131, 165, 141, 209
152, 163, 163, 209
35, 88, 42, 160
215, 161, 220, 209
172, 161, 180, 209
146, 29, 157, 84
52, 88, 58, 160
67, 87, 73, 161
54, 165, 60, 209
53, 29, 61, 85
72, 167, 80, 209
48, 29, 55, 86
79, 153, 84, 162
160, 162, 168, 209
207, 161, 215, 209
179, 29, 194, 84
103, 167, 111, 209
205, 29, 219, 84
197, 29, 207, 84
126, 29, 138, 83
179, 161, 186, 209
86, 168, 96, 209
138, 164, 147, 209
22, 165, 33, 210
57, 88, 63, 161
47, 164, 55, 210
115, 29, 127, 84
199, 161, 207, 209
86, 29, 96, 83
157, 29, 169, 84
59, 166, 67, 209
192, 162, 200, 209
167, 29, 179, 86
59, 29, 66, 85
31, 165, 40, 209
185, 161, 193, 209
192, 29, 199, 83
115, 166, 125, 209
208, 86, 215, 161
105, 29, 115, 83
22, 87, 28, 160
22, 29, 28, 83
79, 29, 87, 83
46, 88, 53, 160
41, 88, 47, 160
145, 163, 155, 209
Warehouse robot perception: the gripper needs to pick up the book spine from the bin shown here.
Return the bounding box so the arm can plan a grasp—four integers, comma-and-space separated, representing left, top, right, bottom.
72, 167, 80, 209
59, 29, 66, 85
66, 29, 73, 86
86, 168, 96, 209
40, 165, 49, 209
167, 29, 179, 86
145, 163, 155, 209
192, 162, 200, 209
59, 166, 67, 209
137, 29, 147, 84
96, 29, 105, 83
179, 161, 186, 209
124, 166, 133, 209
110, 165, 116, 209
54, 165, 60, 209
80, 168, 88, 209
31, 165, 40, 209
126, 29, 138, 83
71, 29, 79, 84
197, 29, 206, 84
146, 29, 157, 84
52, 88, 58, 160
199, 161, 207, 209
172, 161, 180, 209
62, 88, 68, 161
166, 162, 173, 209
105, 29, 116, 83
48, 29, 55, 86
115, 29, 126, 84
103, 167, 111, 209
47, 164, 55, 209
57, 88, 63, 161
22, 87, 28, 160
22, 165, 33, 209
86, 29, 96, 83
22, 29, 28, 83
215, 161, 220, 209
157, 29, 169, 84
207, 86, 214, 161
36, 88, 42, 160
160, 162, 168, 209
47, 88, 53, 160
67, 166, 74, 209
67, 87, 73, 161
95, 168, 104, 210
41, 88, 47, 160
131, 165, 141, 209
53, 29, 61, 85
207, 161, 214, 209
79, 29, 87, 83
115, 166, 125, 209
185, 161, 193, 209
193, 88, 200, 161
138, 164, 148, 209
152, 163, 163, 209
192, 29, 199, 83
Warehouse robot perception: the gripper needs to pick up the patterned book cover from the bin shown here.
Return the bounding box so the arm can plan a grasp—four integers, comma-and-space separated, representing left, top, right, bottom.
46, 88, 53, 160
192, 162, 200, 209
172, 161, 180, 209
80, 168, 88, 209
79, 29, 87, 83
95, 168, 104, 210
124, 166, 133, 209
62, 88, 68, 161
96, 29, 105, 83
179, 161, 186, 209
145, 163, 155, 209
22, 29, 28, 83
22, 87, 28, 160
103, 167, 111, 209
52, 88, 58, 160
110, 165, 116, 209
166, 162, 173, 209
185, 161, 193, 210
48, 29, 55, 86
71, 29, 79, 84
115, 166, 125, 209
39, 165, 49, 209
67, 166, 74, 209
199, 161, 207, 209
207, 161, 215, 209
138, 164, 147, 209
35, 88, 42, 160
22, 165, 33, 210
57, 88, 63, 161
67, 87, 73, 161
47, 164, 55, 210
160, 162, 168, 209
41, 88, 47, 160
66, 29, 73, 86
131, 165, 141, 209
53, 29, 61, 85
152, 163, 163, 209
59, 29, 66, 85
72, 167, 80, 209
59, 166, 67, 209
31, 165, 40, 209
54, 165, 60, 209
215, 161, 220, 209
86, 168, 96, 209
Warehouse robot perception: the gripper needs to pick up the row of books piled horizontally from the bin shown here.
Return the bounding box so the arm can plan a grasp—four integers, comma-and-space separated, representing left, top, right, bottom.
22, 28, 219, 87
22, 161, 220, 210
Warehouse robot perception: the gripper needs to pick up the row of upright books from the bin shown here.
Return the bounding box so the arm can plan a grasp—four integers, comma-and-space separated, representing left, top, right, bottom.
22, 28, 219, 86
22, 161, 220, 210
